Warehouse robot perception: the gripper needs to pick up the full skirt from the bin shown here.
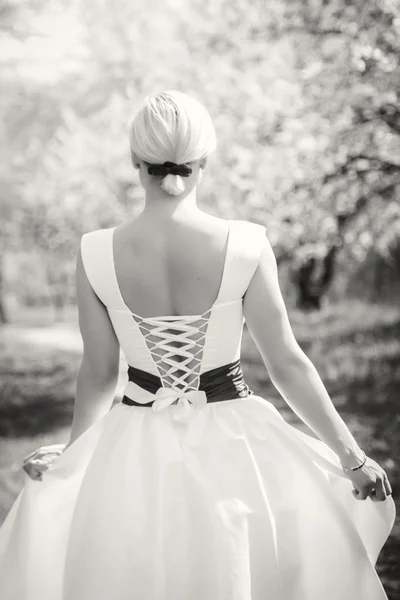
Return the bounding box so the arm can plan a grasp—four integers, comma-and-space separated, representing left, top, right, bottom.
0, 395, 396, 600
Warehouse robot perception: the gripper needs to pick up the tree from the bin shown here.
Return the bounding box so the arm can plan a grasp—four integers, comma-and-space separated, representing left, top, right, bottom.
1, 0, 399, 316
280, 0, 400, 308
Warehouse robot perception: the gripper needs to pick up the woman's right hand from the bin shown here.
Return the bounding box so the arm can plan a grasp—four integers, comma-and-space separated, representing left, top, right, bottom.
22, 443, 68, 481
343, 456, 393, 502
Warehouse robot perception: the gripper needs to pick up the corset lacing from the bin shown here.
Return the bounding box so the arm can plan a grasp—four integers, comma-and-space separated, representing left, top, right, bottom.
122, 312, 252, 422
132, 311, 211, 392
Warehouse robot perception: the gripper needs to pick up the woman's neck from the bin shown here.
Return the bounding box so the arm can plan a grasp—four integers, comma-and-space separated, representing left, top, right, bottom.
141, 187, 202, 220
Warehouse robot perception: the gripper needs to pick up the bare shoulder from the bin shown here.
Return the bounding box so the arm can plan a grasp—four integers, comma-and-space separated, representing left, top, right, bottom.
81, 226, 114, 239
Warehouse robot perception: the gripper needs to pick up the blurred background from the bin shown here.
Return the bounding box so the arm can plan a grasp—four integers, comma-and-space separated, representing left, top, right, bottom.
0, 0, 399, 595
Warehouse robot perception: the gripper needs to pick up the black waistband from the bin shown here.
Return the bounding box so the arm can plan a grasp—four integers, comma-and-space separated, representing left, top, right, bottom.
121, 359, 253, 407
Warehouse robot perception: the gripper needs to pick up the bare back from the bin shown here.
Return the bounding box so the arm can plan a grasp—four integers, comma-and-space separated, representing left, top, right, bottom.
112, 213, 231, 319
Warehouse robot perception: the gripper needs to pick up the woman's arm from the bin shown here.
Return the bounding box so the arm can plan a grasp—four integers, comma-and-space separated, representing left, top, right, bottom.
65, 243, 120, 449
243, 234, 365, 468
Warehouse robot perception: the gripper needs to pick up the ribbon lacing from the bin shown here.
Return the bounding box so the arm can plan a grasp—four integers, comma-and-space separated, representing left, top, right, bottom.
132, 312, 210, 392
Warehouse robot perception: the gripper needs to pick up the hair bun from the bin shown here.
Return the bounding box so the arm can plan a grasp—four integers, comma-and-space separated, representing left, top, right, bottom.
160, 174, 186, 196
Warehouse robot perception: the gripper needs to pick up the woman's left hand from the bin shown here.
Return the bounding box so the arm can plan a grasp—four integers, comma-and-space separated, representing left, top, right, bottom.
343, 456, 393, 502
22, 444, 68, 481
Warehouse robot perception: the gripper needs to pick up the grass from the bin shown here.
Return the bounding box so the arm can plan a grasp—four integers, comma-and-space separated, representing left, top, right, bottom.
0, 300, 399, 597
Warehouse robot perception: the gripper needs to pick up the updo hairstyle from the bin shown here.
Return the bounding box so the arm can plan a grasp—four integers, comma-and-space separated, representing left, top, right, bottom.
128, 90, 217, 196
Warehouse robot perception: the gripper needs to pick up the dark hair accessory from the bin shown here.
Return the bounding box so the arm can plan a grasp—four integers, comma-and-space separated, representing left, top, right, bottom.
147, 161, 193, 177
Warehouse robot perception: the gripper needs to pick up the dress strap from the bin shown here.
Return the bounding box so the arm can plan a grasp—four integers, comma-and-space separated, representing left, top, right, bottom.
80, 227, 124, 309
216, 220, 267, 304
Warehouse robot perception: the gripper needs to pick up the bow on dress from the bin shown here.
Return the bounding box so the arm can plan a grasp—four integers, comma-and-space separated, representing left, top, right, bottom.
151, 387, 207, 423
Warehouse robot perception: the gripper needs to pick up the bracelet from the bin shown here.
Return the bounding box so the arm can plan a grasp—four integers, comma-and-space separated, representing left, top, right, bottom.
341, 450, 367, 472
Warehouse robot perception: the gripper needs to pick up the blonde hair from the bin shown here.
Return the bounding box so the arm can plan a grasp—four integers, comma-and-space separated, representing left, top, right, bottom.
128, 90, 217, 196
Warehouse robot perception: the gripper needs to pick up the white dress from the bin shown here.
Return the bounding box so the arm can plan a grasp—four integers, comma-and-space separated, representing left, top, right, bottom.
0, 220, 395, 600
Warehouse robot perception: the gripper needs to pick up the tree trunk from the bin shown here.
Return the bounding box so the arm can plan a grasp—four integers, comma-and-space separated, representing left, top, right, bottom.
294, 257, 321, 311
0, 256, 8, 324
0, 298, 7, 324
293, 244, 340, 311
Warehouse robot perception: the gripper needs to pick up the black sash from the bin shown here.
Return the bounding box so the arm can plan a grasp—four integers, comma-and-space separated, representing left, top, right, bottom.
121, 359, 253, 407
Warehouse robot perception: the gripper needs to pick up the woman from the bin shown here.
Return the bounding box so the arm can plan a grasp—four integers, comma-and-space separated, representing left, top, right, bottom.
0, 90, 395, 600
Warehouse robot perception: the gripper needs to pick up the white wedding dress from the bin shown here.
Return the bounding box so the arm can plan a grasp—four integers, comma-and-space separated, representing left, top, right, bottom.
0, 220, 395, 600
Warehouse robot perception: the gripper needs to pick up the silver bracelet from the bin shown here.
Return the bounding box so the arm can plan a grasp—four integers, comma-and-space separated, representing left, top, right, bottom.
341, 450, 367, 472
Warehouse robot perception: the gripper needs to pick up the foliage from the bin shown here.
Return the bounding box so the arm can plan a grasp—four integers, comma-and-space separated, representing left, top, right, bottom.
0, 0, 399, 317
